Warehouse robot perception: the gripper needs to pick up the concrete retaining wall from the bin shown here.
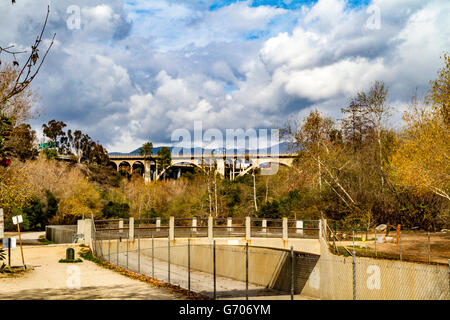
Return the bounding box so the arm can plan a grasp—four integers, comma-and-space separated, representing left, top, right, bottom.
92, 224, 449, 300
95, 238, 303, 293
45, 225, 77, 244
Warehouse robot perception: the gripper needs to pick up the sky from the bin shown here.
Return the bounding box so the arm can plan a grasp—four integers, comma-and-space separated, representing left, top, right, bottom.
0, 0, 449, 153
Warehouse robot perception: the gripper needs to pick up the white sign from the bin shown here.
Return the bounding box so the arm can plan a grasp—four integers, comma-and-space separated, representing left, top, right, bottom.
12, 215, 23, 225
2, 238, 17, 249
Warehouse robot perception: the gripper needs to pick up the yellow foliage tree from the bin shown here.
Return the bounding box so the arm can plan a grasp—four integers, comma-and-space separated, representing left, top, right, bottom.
58, 179, 102, 222
391, 54, 450, 200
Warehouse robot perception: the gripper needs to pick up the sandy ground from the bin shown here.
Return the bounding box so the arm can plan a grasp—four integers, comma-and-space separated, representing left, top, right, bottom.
0, 244, 187, 300
2, 231, 46, 246
336, 231, 450, 264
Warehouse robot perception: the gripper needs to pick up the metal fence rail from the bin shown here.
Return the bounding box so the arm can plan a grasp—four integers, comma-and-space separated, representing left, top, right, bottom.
92, 232, 450, 300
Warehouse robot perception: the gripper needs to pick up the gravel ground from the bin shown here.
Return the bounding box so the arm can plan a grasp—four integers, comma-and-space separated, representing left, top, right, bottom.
0, 245, 187, 300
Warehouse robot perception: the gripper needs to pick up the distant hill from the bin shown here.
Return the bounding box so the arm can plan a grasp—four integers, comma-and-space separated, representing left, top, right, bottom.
108, 142, 294, 156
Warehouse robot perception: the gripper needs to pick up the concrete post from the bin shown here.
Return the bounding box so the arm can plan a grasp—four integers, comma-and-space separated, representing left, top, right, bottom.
208, 216, 214, 242
0, 208, 4, 239
227, 217, 232, 233
262, 219, 267, 233
169, 216, 175, 240
144, 161, 151, 183
156, 218, 161, 232
129, 217, 134, 241
216, 158, 226, 176
119, 218, 124, 231
296, 220, 304, 235
245, 217, 251, 241
76, 219, 85, 243
319, 219, 323, 239
84, 219, 92, 246
192, 217, 197, 233
282, 217, 288, 241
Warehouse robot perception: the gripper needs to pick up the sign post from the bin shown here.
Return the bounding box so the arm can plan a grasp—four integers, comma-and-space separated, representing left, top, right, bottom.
12, 215, 26, 269
2, 238, 16, 266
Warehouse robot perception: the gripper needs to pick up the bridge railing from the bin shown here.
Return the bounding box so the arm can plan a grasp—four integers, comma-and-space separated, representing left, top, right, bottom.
213, 218, 246, 238
287, 219, 320, 239
92, 216, 320, 241
250, 218, 283, 238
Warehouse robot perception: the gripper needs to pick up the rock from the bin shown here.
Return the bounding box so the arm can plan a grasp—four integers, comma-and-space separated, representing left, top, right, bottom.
440, 229, 449, 233
376, 235, 385, 243
385, 236, 394, 243
375, 224, 387, 231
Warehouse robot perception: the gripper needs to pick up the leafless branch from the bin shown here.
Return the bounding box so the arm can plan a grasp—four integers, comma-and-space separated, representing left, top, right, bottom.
1, 5, 55, 104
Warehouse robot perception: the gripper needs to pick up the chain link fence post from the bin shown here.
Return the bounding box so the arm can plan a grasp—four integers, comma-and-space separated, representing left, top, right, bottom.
117, 237, 119, 267
399, 231, 402, 261
188, 238, 191, 292
246, 242, 249, 300
152, 233, 154, 278
126, 237, 129, 269
168, 237, 171, 284
291, 246, 294, 300
138, 233, 141, 274
352, 248, 356, 300
448, 259, 450, 295
374, 229, 377, 257
108, 231, 111, 263
213, 240, 216, 300
428, 232, 431, 264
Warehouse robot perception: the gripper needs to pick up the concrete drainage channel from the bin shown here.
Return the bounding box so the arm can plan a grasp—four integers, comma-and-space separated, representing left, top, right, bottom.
109, 251, 283, 299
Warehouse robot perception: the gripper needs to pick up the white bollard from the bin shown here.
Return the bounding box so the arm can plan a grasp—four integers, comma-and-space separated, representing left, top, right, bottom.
296, 220, 304, 235
227, 217, 232, 233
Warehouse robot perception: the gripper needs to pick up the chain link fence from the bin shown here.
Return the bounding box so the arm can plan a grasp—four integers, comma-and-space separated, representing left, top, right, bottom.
92, 234, 297, 299
89, 217, 449, 300
327, 221, 450, 265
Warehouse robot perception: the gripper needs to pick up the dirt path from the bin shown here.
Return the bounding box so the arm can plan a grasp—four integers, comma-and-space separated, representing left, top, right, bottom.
0, 245, 187, 300
336, 231, 450, 264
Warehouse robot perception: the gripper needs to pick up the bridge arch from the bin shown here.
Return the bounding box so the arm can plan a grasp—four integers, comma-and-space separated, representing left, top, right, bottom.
237, 158, 292, 177
108, 161, 118, 171
132, 161, 145, 175
156, 160, 205, 180
118, 161, 132, 174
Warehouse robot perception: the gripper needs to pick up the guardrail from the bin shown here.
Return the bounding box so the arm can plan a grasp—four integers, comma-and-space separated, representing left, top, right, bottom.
92, 217, 320, 241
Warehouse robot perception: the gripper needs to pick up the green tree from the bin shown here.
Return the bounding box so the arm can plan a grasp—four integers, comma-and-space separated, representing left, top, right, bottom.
157, 147, 172, 173
101, 201, 130, 219
139, 142, 153, 158
0, 114, 12, 167
6, 123, 38, 161
45, 190, 59, 221
42, 146, 58, 160
22, 196, 44, 230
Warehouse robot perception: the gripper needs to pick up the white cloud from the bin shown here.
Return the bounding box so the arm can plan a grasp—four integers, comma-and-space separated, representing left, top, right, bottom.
1, 0, 449, 152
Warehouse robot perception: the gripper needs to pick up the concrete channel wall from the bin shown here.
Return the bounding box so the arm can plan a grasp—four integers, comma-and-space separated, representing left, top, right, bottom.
45, 225, 77, 244
95, 237, 308, 293
297, 233, 450, 300
92, 219, 449, 300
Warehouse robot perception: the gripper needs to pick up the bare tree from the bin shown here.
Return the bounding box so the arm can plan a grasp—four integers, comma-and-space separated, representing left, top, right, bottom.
0, 5, 56, 104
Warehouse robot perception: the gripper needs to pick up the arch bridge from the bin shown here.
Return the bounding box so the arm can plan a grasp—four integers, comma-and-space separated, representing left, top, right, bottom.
108, 153, 296, 183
